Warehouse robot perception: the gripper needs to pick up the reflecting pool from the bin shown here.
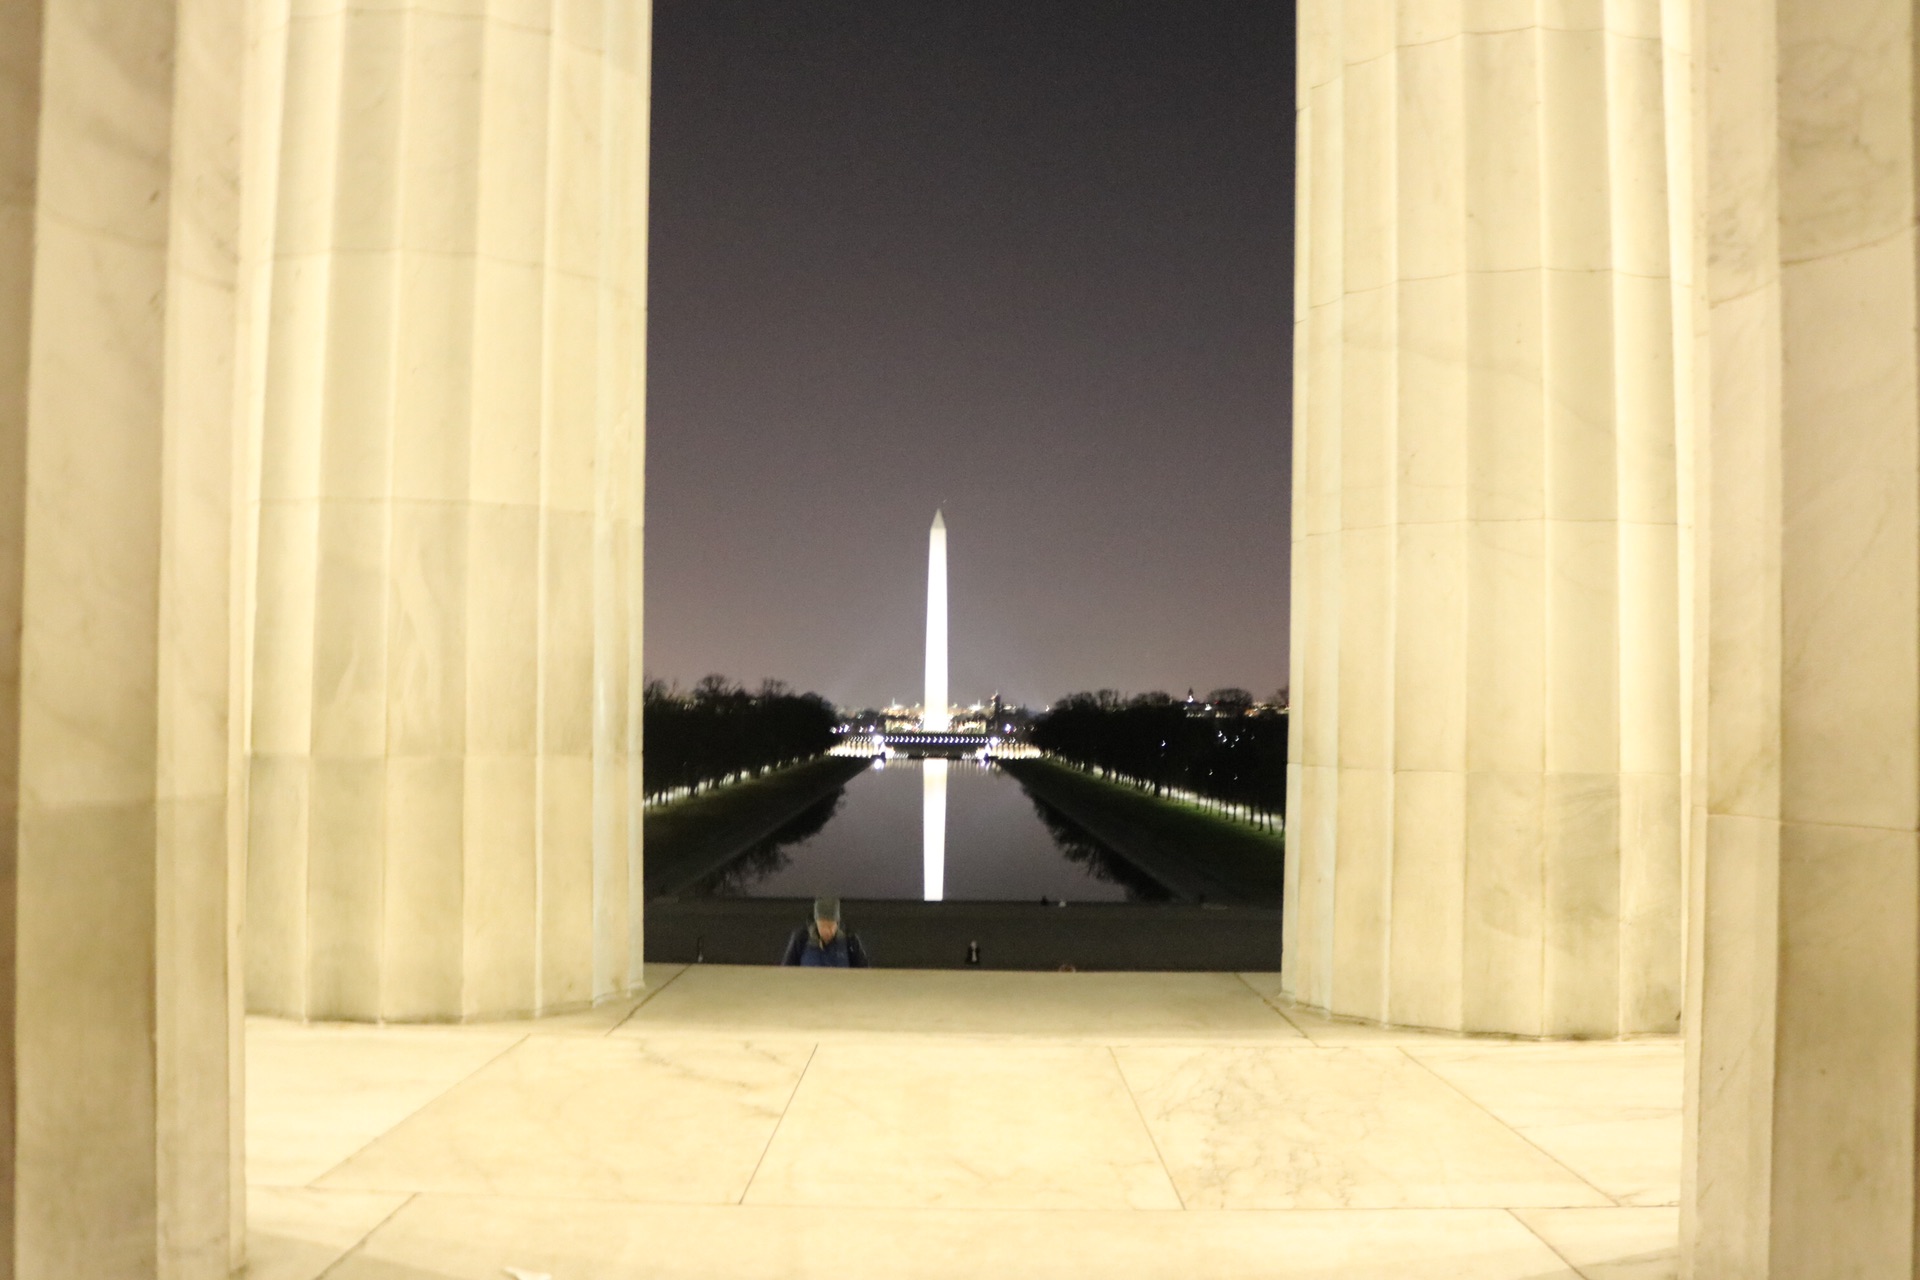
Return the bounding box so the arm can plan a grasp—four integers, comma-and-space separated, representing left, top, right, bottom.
689, 758, 1172, 903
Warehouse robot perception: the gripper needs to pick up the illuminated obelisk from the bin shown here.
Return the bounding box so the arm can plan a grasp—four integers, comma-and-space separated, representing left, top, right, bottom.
923, 510, 950, 901
924, 509, 950, 730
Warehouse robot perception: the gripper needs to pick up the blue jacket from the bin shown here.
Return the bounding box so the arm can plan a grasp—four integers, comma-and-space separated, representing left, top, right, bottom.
781, 926, 870, 968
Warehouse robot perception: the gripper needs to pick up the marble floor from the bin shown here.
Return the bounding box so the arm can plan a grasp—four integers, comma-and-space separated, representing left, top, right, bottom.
244, 966, 1680, 1279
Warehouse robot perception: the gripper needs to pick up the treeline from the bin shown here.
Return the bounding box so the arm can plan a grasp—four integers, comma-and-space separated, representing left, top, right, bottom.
1029, 689, 1287, 828
643, 676, 838, 801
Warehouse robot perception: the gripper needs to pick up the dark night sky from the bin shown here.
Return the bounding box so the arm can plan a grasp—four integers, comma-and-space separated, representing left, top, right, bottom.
645, 0, 1295, 711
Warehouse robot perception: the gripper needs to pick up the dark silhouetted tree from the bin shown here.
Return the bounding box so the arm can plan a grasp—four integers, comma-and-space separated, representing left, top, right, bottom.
1029, 690, 1287, 826
643, 676, 838, 799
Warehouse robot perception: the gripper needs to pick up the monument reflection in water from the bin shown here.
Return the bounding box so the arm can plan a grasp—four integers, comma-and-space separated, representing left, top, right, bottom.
693, 759, 1169, 903
922, 758, 947, 901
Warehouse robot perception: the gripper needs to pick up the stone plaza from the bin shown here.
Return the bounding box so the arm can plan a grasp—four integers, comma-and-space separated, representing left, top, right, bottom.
248, 967, 1681, 1279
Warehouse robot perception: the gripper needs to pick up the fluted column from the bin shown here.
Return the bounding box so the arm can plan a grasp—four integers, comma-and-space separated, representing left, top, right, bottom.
244, 0, 651, 1022
0, 0, 245, 1273
1285, 1, 1686, 1036
1682, 0, 1920, 1272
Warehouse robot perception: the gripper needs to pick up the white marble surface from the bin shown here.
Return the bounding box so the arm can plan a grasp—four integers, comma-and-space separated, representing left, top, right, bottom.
1515, 1207, 1679, 1279
1287, 0, 1687, 1038
623, 965, 1307, 1042
747, 1042, 1181, 1211
1685, 2, 1920, 1273
242, 0, 652, 1024
1116, 1044, 1613, 1209
320, 1034, 812, 1203
1411, 1043, 1684, 1206
243, 1188, 409, 1280
1250, 970, 1688, 1210
324, 1199, 1587, 1279
247, 1022, 525, 1186
6, 0, 248, 1273
248, 971, 1680, 1276
1241, 973, 1520, 1046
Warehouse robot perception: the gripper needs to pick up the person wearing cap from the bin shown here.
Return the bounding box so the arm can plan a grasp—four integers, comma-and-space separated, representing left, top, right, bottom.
780, 896, 870, 968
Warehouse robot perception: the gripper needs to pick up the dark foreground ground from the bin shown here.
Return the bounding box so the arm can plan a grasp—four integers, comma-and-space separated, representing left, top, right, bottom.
645, 897, 1285, 971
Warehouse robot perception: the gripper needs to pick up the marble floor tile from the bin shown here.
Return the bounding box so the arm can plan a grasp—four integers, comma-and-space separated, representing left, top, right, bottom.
248, 1022, 527, 1186
317, 1035, 813, 1203
459, 965, 692, 1036
1236, 975, 1511, 1046
744, 1041, 1183, 1210
1408, 1044, 1683, 1205
1114, 1044, 1613, 1209
1514, 1208, 1680, 1279
327, 1197, 1584, 1280
242, 1187, 410, 1280
628, 965, 1304, 1041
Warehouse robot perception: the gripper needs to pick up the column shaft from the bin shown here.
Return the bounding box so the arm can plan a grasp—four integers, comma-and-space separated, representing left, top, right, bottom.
1684, 0, 1920, 1272
244, 0, 651, 1022
0, 0, 245, 1275
1286, 1, 1687, 1036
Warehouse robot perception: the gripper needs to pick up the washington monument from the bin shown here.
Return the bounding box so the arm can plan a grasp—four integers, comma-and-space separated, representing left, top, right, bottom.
924, 510, 949, 730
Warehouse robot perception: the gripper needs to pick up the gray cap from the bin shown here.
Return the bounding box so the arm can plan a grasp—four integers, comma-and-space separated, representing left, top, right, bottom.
812, 896, 841, 924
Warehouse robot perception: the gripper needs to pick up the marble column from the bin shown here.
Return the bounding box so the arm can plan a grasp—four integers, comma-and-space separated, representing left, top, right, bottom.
0, 0, 245, 1274
243, 0, 652, 1022
1285, 2, 1687, 1036
1682, 0, 1920, 1272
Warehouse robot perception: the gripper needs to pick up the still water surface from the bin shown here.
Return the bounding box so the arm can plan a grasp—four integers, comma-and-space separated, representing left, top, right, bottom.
692, 758, 1171, 903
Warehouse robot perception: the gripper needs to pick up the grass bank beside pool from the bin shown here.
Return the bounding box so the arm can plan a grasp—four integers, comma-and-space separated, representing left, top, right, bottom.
999, 757, 1284, 907
644, 756, 873, 899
